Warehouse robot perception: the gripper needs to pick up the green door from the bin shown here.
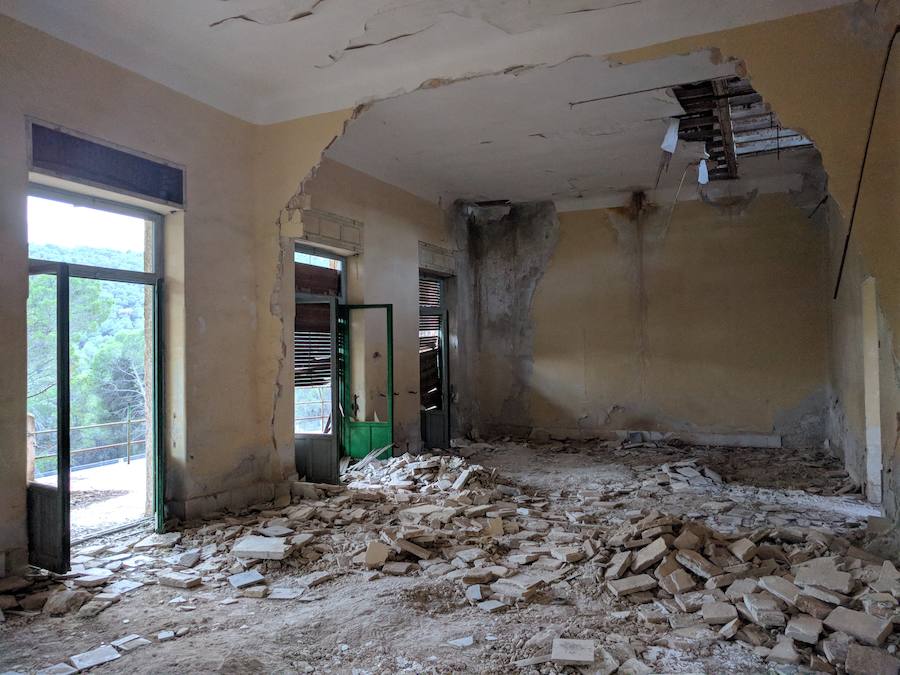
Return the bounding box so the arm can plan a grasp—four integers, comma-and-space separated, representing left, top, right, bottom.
337, 304, 393, 459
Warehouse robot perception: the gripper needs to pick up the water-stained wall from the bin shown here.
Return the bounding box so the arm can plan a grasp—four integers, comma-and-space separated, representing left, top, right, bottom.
456, 194, 831, 444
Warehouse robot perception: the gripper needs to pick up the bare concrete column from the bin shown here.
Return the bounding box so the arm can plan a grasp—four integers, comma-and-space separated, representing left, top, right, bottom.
26, 413, 35, 483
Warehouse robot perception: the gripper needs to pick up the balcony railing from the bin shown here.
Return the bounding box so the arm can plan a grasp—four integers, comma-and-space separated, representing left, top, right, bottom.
28, 413, 147, 470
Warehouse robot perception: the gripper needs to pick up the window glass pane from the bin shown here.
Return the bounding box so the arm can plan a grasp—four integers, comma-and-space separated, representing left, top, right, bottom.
28, 196, 152, 272
294, 250, 342, 271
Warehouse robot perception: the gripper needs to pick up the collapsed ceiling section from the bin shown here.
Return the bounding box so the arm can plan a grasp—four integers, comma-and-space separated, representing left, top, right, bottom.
673, 77, 814, 181
324, 51, 821, 209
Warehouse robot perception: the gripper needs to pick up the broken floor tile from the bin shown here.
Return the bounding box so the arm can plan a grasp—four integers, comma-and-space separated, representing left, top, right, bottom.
69, 645, 121, 670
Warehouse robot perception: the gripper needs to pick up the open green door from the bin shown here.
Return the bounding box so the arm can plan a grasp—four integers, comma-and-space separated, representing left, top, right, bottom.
337, 304, 393, 459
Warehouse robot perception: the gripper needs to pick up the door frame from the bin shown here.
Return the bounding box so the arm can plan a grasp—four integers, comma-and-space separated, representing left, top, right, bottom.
26, 186, 166, 570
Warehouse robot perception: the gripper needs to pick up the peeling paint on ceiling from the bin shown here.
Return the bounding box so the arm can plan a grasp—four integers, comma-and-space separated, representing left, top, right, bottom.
0, 0, 853, 122
325, 51, 822, 208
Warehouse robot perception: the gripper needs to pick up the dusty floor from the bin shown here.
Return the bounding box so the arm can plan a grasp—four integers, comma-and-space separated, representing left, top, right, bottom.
0, 441, 885, 674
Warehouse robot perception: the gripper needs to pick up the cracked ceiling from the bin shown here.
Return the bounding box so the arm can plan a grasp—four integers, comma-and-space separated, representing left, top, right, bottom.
0, 0, 852, 123
324, 52, 821, 209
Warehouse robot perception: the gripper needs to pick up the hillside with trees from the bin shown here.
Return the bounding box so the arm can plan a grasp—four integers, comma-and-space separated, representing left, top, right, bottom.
27, 244, 149, 474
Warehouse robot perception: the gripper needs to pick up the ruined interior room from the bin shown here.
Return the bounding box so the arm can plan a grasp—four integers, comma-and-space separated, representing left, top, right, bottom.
0, 1, 899, 673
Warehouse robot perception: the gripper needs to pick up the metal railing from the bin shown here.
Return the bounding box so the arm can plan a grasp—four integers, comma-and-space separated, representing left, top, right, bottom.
29, 411, 147, 464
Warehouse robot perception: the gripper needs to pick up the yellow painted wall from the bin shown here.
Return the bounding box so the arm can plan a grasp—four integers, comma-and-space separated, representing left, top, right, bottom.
0, 16, 347, 566
526, 194, 829, 440
300, 158, 451, 450
611, 2, 900, 514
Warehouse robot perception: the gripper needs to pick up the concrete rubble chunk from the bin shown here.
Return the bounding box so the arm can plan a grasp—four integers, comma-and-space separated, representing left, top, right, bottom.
608, 574, 657, 598
824, 606, 893, 646
701, 601, 737, 625
719, 617, 740, 639
795, 593, 833, 620
364, 540, 390, 569
618, 658, 652, 675
821, 631, 852, 666
785, 614, 822, 644
845, 642, 900, 675
73, 568, 114, 587
768, 637, 801, 665
157, 630, 175, 642
158, 571, 202, 589
743, 593, 786, 628
550, 638, 594, 665
69, 645, 121, 670
477, 599, 506, 612
133, 532, 181, 550
35, 664, 77, 675
795, 561, 854, 594
659, 569, 696, 595
675, 550, 722, 579
228, 570, 265, 589
44, 589, 91, 616
448, 636, 474, 648
396, 538, 432, 559
605, 551, 632, 580
299, 570, 335, 587
759, 575, 801, 605
631, 537, 668, 573
727, 538, 757, 562
232, 535, 289, 560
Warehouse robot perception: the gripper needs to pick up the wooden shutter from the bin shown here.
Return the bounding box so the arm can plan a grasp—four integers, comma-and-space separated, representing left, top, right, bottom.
294, 304, 332, 388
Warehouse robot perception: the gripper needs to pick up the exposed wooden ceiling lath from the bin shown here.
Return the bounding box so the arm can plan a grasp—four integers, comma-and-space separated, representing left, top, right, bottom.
672, 76, 813, 181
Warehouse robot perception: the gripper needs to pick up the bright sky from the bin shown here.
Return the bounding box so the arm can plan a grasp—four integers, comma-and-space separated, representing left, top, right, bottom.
27, 196, 146, 252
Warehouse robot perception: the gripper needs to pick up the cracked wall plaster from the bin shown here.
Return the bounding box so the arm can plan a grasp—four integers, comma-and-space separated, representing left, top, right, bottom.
211, 0, 326, 28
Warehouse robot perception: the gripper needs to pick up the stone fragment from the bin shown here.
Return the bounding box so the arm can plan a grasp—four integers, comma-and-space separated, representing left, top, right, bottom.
743, 593, 786, 628
232, 535, 289, 560
675, 550, 722, 579
35, 664, 77, 675
673, 529, 701, 551
112, 634, 150, 651
240, 585, 269, 598
795, 561, 854, 594
795, 593, 833, 620
157, 630, 175, 642
809, 654, 835, 674
605, 551, 632, 580
228, 570, 265, 589
455, 548, 487, 563
785, 614, 822, 644
171, 549, 201, 568
268, 587, 303, 600
73, 568, 114, 587
727, 538, 757, 562
759, 575, 801, 606
551, 546, 585, 563
659, 569, 695, 595
618, 658, 652, 675
845, 643, 900, 675
477, 599, 506, 612
364, 540, 390, 569
396, 539, 432, 560
133, 532, 181, 550
701, 601, 737, 625
448, 636, 474, 648
76, 599, 113, 618
158, 571, 202, 589
382, 562, 415, 575
719, 618, 740, 639
608, 574, 657, 598
824, 606, 892, 646
768, 638, 801, 665
821, 631, 852, 666
725, 578, 758, 601
631, 538, 668, 573
69, 645, 121, 670
106, 579, 143, 595
299, 570, 335, 586
44, 589, 91, 616
550, 638, 594, 665
258, 525, 294, 537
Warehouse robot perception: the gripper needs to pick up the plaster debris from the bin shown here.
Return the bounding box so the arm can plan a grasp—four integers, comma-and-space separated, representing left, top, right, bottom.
0, 442, 890, 674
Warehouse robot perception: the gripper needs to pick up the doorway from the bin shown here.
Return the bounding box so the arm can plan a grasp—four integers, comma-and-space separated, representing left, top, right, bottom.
26, 187, 163, 571
419, 274, 450, 449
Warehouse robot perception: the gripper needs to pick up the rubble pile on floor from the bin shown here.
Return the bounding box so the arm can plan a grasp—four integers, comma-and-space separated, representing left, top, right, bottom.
0, 449, 894, 673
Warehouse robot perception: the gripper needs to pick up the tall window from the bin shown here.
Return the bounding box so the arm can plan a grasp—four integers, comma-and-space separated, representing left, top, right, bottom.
294, 248, 342, 435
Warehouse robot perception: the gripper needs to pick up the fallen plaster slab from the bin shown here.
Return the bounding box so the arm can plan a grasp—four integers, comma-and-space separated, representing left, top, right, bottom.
530, 427, 782, 448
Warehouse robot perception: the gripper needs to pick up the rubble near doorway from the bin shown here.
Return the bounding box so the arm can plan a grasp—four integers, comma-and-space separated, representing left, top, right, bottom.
0, 439, 895, 674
